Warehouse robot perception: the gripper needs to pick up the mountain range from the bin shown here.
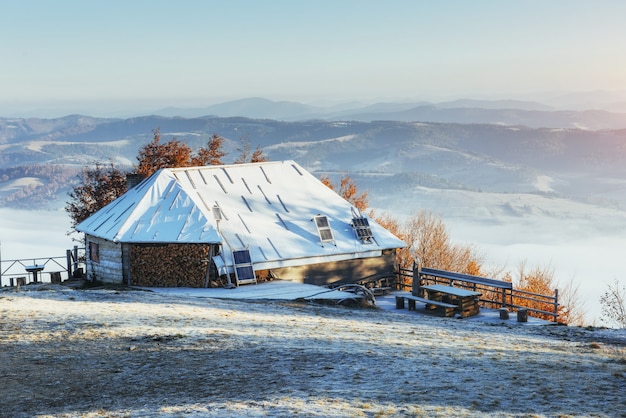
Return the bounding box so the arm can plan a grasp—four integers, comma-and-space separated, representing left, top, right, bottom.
148, 97, 626, 130
1, 103, 626, 213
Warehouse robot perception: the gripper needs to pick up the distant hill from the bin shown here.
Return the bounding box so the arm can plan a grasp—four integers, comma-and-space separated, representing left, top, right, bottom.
144, 97, 626, 130
154, 97, 322, 120
2, 114, 626, 210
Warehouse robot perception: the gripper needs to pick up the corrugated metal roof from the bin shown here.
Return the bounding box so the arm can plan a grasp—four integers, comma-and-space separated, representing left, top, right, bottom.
76, 160, 406, 273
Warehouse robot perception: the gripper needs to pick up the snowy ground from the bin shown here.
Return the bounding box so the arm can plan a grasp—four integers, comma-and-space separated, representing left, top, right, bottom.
1, 283, 624, 417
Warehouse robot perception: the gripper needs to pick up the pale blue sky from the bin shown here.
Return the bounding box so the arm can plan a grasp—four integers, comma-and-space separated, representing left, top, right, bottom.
1, 0, 626, 115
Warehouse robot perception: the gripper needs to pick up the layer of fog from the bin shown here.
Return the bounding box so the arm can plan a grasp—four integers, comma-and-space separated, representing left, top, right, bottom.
371, 187, 626, 325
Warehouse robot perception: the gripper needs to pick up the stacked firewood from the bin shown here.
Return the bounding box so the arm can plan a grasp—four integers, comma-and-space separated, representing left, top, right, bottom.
129, 243, 210, 287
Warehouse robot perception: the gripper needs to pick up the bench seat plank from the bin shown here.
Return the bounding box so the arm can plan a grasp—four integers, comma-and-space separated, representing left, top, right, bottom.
404, 295, 457, 308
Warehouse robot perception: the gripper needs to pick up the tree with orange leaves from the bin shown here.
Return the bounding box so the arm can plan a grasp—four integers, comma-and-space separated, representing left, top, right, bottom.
135, 128, 195, 177
136, 129, 230, 177
193, 133, 227, 166
320, 174, 368, 212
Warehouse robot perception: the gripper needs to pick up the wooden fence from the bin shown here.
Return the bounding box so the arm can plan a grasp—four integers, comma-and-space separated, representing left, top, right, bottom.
395, 265, 559, 322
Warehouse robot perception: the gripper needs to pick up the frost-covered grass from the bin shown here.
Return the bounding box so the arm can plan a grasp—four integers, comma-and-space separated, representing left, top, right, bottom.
1, 285, 624, 417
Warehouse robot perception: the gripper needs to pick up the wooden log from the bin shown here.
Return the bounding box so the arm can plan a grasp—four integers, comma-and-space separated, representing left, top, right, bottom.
517, 308, 528, 322
499, 308, 510, 320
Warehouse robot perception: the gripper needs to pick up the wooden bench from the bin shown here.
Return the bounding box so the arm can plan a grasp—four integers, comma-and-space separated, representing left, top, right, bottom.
395, 294, 458, 317
418, 267, 512, 307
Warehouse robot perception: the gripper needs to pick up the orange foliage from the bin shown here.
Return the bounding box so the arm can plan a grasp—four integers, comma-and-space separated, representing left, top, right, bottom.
136, 129, 231, 178
136, 128, 195, 177
513, 262, 561, 322
193, 134, 227, 166
320, 175, 368, 212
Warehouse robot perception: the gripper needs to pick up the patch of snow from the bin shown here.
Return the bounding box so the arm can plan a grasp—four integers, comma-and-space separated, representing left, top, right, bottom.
0, 177, 44, 192
26, 139, 130, 152
265, 135, 357, 152
0, 286, 623, 417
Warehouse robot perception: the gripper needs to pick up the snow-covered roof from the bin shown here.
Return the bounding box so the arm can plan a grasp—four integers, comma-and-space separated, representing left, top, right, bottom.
76, 160, 405, 273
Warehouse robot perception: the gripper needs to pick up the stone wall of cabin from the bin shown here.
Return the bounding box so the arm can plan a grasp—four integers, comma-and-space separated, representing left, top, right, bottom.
270, 249, 397, 286
85, 235, 124, 284
129, 243, 211, 287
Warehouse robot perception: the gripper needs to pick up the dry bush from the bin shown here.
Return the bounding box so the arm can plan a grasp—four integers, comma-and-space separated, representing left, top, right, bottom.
513, 261, 558, 320
371, 210, 483, 289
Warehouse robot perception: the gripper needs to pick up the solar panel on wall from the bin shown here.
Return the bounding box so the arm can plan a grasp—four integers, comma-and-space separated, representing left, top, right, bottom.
232, 249, 256, 285
233, 249, 252, 264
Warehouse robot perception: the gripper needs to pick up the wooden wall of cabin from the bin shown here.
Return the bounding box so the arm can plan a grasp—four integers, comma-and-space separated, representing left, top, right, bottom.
128, 243, 212, 287
85, 235, 124, 284
270, 249, 397, 286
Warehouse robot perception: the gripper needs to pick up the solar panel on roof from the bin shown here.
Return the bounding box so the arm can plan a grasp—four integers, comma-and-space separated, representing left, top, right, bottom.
319, 229, 334, 241
352, 216, 374, 243
315, 216, 330, 228
313, 215, 334, 244
353, 217, 370, 227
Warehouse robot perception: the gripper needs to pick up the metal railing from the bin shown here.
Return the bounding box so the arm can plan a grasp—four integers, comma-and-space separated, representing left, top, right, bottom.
0, 246, 84, 287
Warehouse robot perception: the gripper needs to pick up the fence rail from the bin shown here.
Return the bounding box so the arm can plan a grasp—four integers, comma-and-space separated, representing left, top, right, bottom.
0, 246, 84, 287
395, 265, 559, 322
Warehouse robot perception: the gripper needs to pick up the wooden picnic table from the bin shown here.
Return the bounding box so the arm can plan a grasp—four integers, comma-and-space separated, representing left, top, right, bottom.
421, 284, 482, 317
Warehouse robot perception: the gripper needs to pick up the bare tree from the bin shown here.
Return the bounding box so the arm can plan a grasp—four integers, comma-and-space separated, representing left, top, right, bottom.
234, 137, 267, 164
600, 278, 626, 328
558, 277, 586, 326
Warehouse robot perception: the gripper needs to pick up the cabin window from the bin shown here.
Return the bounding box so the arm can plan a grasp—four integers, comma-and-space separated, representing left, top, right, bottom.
89, 241, 100, 263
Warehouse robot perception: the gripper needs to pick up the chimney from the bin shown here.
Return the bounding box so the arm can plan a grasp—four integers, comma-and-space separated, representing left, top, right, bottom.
126, 173, 144, 190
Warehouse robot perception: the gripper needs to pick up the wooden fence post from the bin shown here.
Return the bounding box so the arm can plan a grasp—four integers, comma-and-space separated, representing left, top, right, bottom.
554, 289, 559, 322
411, 262, 424, 297
66, 249, 72, 279
397, 263, 401, 290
